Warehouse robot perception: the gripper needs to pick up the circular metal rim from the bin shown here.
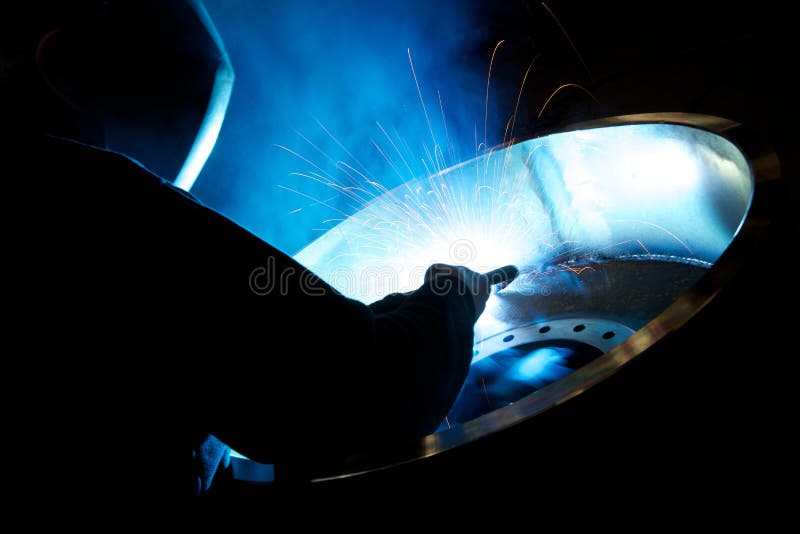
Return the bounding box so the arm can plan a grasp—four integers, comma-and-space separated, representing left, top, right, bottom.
306, 111, 777, 482
473, 317, 635, 363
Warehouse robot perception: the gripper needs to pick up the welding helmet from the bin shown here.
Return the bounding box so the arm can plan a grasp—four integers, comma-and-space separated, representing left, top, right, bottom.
3, 0, 233, 190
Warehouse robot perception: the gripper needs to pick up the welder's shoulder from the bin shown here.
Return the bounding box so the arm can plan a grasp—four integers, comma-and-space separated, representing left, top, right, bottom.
31, 134, 219, 232
11, 134, 171, 209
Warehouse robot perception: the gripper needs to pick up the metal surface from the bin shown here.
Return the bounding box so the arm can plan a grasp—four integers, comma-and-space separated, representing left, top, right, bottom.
289, 112, 758, 481
295, 118, 751, 300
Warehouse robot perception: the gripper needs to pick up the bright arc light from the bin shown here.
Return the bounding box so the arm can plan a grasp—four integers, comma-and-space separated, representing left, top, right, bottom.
295, 123, 753, 311
510, 347, 570, 381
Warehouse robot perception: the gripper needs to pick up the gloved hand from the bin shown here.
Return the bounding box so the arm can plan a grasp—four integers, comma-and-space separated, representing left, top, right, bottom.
425, 264, 518, 319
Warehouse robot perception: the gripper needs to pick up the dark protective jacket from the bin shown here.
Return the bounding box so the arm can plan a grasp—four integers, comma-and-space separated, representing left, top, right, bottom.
7, 135, 476, 495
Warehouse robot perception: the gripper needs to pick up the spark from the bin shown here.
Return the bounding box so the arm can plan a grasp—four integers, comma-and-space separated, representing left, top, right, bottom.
276, 185, 353, 218
505, 56, 539, 145
538, 82, 598, 118
336, 161, 378, 195
291, 129, 339, 180
481, 376, 491, 409
540, 1, 593, 81
282, 49, 712, 312
312, 115, 375, 181
501, 56, 539, 183
613, 219, 697, 259
559, 263, 596, 275
370, 138, 407, 183
408, 48, 438, 155
375, 121, 416, 178
274, 144, 336, 182
484, 40, 505, 152
438, 90, 458, 167
636, 239, 653, 259
594, 239, 643, 256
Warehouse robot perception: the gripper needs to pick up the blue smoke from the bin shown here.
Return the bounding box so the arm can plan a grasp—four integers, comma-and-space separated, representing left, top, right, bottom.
194, 0, 499, 255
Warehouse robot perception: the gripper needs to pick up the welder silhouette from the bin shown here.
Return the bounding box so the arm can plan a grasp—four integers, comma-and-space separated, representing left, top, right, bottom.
1, 1, 515, 495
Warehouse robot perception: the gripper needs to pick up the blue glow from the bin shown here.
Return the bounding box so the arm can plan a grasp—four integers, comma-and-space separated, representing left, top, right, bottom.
175, 64, 234, 191
195, 0, 494, 254
186, 6, 753, 382
528, 124, 753, 262
510, 347, 572, 382
174, 0, 235, 191
441, 341, 602, 427
292, 122, 752, 355
295, 124, 752, 307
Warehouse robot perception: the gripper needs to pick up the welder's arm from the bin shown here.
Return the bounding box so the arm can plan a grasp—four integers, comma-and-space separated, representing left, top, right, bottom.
368, 264, 517, 436
161, 176, 507, 463
210, 258, 483, 463
204, 257, 482, 463
365, 291, 410, 314
369, 274, 477, 437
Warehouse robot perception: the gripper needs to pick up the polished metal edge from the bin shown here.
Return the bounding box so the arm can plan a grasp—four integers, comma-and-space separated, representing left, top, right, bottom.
306, 112, 777, 482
